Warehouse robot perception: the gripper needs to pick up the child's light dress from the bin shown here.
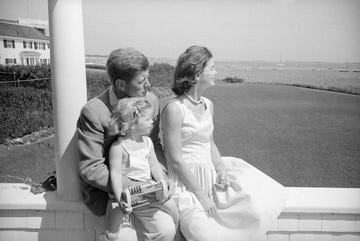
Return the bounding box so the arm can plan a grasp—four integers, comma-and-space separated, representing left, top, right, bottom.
121, 136, 153, 182
105, 136, 178, 241
119, 136, 178, 223
162, 97, 288, 241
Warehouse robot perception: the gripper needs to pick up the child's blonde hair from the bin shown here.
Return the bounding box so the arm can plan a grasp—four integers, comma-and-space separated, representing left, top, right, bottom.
108, 98, 152, 136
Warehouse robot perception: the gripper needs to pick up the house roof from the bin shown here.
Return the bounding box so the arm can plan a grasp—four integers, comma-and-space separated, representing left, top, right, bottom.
0, 22, 49, 41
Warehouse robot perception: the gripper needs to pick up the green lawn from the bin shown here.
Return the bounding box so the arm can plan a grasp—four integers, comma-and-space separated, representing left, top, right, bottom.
206, 83, 360, 187
0, 137, 55, 184
1, 83, 359, 187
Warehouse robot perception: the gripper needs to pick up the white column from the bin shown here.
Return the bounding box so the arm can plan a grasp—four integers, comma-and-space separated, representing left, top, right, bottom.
48, 0, 87, 200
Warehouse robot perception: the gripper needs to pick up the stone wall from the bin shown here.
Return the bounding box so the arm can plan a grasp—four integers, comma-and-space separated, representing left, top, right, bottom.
0, 184, 359, 241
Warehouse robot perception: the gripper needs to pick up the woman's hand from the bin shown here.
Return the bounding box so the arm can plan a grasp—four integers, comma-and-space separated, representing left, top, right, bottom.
198, 195, 217, 217
215, 168, 230, 190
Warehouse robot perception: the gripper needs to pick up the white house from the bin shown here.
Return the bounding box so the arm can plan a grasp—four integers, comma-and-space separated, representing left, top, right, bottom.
0, 21, 50, 66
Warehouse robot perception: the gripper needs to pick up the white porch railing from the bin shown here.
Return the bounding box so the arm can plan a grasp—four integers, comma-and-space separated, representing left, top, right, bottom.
0, 184, 359, 241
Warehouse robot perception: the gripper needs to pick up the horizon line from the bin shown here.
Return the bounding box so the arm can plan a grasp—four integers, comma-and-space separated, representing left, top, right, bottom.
85, 54, 360, 65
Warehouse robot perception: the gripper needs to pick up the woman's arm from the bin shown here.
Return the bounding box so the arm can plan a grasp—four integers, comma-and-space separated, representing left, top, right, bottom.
147, 138, 176, 199
109, 140, 124, 204
147, 92, 167, 168
210, 134, 226, 174
208, 100, 228, 188
147, 139, 166, 181
162, 102, 217, 215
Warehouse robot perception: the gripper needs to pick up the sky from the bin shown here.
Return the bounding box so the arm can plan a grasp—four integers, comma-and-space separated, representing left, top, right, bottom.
0, 0, 359, 62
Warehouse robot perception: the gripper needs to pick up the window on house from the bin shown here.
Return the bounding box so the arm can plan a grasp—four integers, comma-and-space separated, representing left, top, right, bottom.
3, 40, 15, 48
41, 43, 46, 50
26, 58, 30, 65
47, 43, 50, 49
5, 58, 17, 64
23, 41, 27, 48
30, 58, 35, 65
34, 42, 38, 49
41, 59, 48, 65
28, 42, 33, 49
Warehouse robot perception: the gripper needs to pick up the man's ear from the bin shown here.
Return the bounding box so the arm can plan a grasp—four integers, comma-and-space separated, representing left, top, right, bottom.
115, 79, 126, 91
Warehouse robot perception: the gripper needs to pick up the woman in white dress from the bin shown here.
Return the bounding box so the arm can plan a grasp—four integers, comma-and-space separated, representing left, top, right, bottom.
160, 46, 288, 241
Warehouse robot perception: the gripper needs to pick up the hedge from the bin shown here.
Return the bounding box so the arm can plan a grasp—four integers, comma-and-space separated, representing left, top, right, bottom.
0, 87, 53, 143
222, 76, 244, 84
86, 69, 110, 99
0, 63, 174, 144
148, 63, 174, 88
0, 63, 248, 143
0, 65, 51, 89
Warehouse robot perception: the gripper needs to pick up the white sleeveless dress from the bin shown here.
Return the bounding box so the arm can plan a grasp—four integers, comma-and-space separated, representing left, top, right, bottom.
161, 97, 288, 241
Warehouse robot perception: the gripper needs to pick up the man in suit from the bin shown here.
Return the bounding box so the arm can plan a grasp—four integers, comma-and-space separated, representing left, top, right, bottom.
77, 48, 175, 241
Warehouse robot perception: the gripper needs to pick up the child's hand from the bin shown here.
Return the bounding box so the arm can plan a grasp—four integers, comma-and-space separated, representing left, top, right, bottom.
120, 200, 133, 214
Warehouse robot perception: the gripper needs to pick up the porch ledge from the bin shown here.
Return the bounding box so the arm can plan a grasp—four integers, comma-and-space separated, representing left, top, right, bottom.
0, 183, 359, 214
283, 187, 360, 214
0, 184, 87, 212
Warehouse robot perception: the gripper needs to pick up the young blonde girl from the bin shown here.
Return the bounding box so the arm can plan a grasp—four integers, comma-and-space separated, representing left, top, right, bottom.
103, 98, 177, 241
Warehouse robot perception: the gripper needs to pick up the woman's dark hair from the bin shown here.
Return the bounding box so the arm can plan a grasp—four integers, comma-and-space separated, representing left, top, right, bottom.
172, 46, 213, 96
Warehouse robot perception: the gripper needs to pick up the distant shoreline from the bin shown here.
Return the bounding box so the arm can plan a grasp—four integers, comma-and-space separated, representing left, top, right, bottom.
85, 55, 360, 66
85, 60, 360, 96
